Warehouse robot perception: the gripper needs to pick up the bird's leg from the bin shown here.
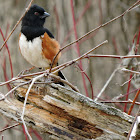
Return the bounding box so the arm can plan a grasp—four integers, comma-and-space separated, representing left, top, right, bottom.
44, 69, 52, 83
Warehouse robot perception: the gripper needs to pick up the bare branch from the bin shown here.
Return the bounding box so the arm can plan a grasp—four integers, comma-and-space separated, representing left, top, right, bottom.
127, 106, 140, 139
0, 81, 31, 101
21, 74, 45, 140
121, 68, 140, 75
0, 123, 20, 133
49, 0, 140, 72
0, 0, 34, 51
0, 40, 108, 87
50, 74, 80, 92
100, 100, 140, 105
84, 54, 140, 59
94, 69, 118, 102
51, 40, 108, 73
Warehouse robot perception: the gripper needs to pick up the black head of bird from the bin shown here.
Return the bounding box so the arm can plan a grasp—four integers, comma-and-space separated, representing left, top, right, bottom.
22, 4, 50, 27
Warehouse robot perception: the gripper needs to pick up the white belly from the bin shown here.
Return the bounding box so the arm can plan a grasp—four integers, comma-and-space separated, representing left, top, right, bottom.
19, 33, 50, 68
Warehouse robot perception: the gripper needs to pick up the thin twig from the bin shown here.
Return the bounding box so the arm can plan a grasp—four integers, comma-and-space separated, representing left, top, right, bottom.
77, 64, 94, 99
0, 27, 13, 79
100, 100, 140, 105
11, 81, 54, 85
117, 89, 138, 100
85, 54, 140, 59
0, 1, 139, 89
94, 68, 118, 102
120, 75, 134, 87
53, 5, 60, 42
121, 68, 140, 75
0, 81, 31, 101
127, 106, 140, 139
0, 40, 108, 87
0, 28, 11, 90
128, 89, 140, 115
62, 0, 92, 47
2, 53, 140, 88
51, 40, 108, 74
124, 69, 133, 113
71, 40, 108, 64
0, 123, 20, 133
49, 0, 140, 73
31, 129, 43, 140
70, 0, 89, 97
0, 77, 24, 86
21, 74, 45, 140
0, 0, 34, 51
50, 74, 80, 92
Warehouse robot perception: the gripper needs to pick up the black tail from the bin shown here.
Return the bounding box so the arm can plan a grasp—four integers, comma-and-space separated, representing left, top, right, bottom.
55, 63, 66, 86
57, 70, 65, 86
58, 70, 65, 80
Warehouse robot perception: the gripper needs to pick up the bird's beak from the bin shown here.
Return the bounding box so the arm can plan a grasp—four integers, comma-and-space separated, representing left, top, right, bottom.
40, 12, 50, 19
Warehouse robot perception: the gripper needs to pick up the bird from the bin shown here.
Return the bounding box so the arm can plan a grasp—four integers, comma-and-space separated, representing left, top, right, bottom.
19, 4, 65, 85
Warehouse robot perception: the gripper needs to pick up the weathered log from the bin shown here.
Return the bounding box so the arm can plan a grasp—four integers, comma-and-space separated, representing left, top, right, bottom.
0, 78, 139, 140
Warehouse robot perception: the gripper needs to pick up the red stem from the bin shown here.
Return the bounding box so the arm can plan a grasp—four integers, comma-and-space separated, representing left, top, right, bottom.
128, 89, 140, 115
53, 5, 60, 42
70, 0, 89, 97
124, 72, 133, 112
62, 0, 92, 47
5, 23, 10, 39
2, 56, 11, 90
112, 37, 119, 55
104, 94, 125, 110
73, 0, 103, 46
31, 129, 43, 140
117, 89, 138, 100
136, 26, 140, 45
127, 26, 140, 114
78, 64, 94, 99
22, 125, 28, 140
0, 27, 13, 90
0, 27, 13, 78
133, 33, 137, 44
124, 26, 140, 112
98, 0, 103, 25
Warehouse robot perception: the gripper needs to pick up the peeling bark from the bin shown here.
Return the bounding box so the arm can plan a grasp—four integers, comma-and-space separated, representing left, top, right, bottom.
0, 79, 139, 139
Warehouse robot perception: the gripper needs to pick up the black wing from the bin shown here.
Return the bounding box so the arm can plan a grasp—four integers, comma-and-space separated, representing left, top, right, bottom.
21, 26, 54, 41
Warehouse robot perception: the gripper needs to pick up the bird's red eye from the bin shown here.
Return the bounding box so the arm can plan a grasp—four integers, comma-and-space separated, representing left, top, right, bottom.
34, 12, 39, 16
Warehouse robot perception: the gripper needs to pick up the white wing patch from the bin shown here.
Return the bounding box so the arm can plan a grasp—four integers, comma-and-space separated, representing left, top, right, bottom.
19, 33, 50, 67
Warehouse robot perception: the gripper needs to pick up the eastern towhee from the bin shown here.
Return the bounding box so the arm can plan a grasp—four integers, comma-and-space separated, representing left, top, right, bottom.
19, 5, 65, 85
